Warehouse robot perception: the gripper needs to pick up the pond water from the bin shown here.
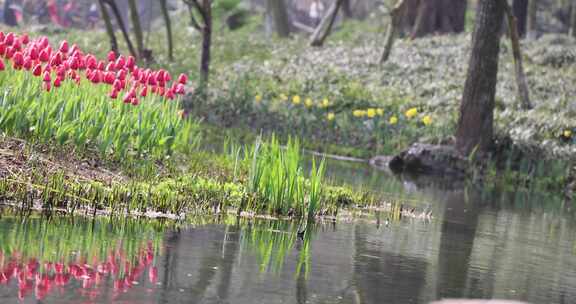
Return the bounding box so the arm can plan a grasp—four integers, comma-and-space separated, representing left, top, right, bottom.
1, 162, 576, 304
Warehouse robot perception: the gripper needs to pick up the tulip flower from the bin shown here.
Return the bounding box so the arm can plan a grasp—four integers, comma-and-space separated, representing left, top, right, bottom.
107, 51, 116, 62
0, 44, 6, 56
177, 73, 188, 85
0, 59, 6, 71
54, 77, 62, 88
59, 40, 69, 53
4, 32, 14, 45
19, 33, 29, 45
43, 71, 51, 82
39, 49, 50, 62
140, 86, 148, 97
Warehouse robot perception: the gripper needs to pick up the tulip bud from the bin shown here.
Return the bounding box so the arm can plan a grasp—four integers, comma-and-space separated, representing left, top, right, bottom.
131, 97, 139, 106
4, 32, 14, 46
115, 56, 125, 69
0, 43, 5, 56
106, 62, 115, 72
39, 49, 50, 62
97, 61, 105, 71
126, 56, 135, 70
140, 86, 148, 97
0, 59, 5, 71
23, 56, 32, 70
109, 89, 119, 99
43, 81, 51, 92
43, 71, 51, 82
33, 64, 43, 77
177, 73, 188, 85
107, 51, 116, 62
54, 77, 62, 88
105, 71, 115, 84
19, 33, 29, 45
59, 40, 69, 53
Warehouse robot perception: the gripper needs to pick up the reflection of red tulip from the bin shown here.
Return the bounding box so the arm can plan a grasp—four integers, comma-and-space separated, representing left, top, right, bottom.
149, 266, 157, 284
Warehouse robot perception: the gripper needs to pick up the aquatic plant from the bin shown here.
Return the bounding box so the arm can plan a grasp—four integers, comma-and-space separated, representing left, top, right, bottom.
245, 136, 327, 218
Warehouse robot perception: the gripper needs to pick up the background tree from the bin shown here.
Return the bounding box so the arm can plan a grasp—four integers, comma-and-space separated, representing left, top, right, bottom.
526, 0, 537, 38
127, 0, 145, 59
379, 0, 407, 63
266, 0, 291, 38
102, 0, 138, 58
406, 0, 468, 38
571, 1, 576, 37
160, 0, 174, 61
183, 0, 213, 85
456, 0, 505, 155
310, 0, 346, 47
98, 0, 119, 54
512, 0, 528, 37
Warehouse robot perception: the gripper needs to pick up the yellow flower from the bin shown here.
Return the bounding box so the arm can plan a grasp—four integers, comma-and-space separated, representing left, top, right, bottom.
353, 110, 366, 118
389, 116, 398, 125
564, 130, 572, 138
305, 98, 313, 108
255, 94, 262, 103
405, 107, 418, 119
279, 94, 288, 101
320, 98, 330, 108
376, 108, 384, 116
421, 115, 432, 126
292, 95, 301, 105
367, 108, 376, 118
327, 112, 335, 121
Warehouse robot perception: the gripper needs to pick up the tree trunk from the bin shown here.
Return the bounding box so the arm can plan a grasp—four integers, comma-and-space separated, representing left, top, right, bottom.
512, 0, 528, 37
571, 2, 576, 37
200, 0, 212, 85
98, 0, 119, 54
455, 0, 505, 155
526, 0, 537, 39
104, 0, 138, 58
3, 0, 17, 26
410, 0, 468, 38
342, 0, 353, 18
379, 0, 407, 63
504, 2, 532, 110
127, 0, 144, 59
160, 0, 174, 61
267, 0, 291, 38
310, 0, 345, 47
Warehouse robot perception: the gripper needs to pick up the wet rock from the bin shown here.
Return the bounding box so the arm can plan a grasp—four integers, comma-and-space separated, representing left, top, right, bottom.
388, 143, 468, 177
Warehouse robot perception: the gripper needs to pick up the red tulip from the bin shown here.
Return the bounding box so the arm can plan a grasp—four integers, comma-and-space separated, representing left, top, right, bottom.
140, 86, 148, 97
4, 32, 14, 46
175, 83, 185, 95
97, 60, 105, 71
104, 71, 115, 84
39, 49, 50, 62
115, 56, 125, 69
86, 55, 97, 69
0, 32, 4, 42
43, 82, 51, 92
23, 56, 32, 70
126, 56, 135, 70
28, 46, 38, 60
0, 43, 5, 56
106, 62, 116, 72
177, 73, 188, 85
165, 89, 175, 100
54, 77, 62, 88
5, 47, 14, 59
107, 50, 116, 62
110, 89, 119, 99
59, 40, 69, 53
131, 97, 140, 106
19, 33, 29, 45
43, 71, 51, 82
0, 59, 4, 71
117, 69, 127, 81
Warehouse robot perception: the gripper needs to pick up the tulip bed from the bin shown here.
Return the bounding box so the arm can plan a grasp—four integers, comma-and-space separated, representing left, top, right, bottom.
0, 32, 200, 161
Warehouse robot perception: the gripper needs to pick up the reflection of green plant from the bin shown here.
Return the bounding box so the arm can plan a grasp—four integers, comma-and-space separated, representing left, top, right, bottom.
240, 220, 313, 277
0, 216, 166, 263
